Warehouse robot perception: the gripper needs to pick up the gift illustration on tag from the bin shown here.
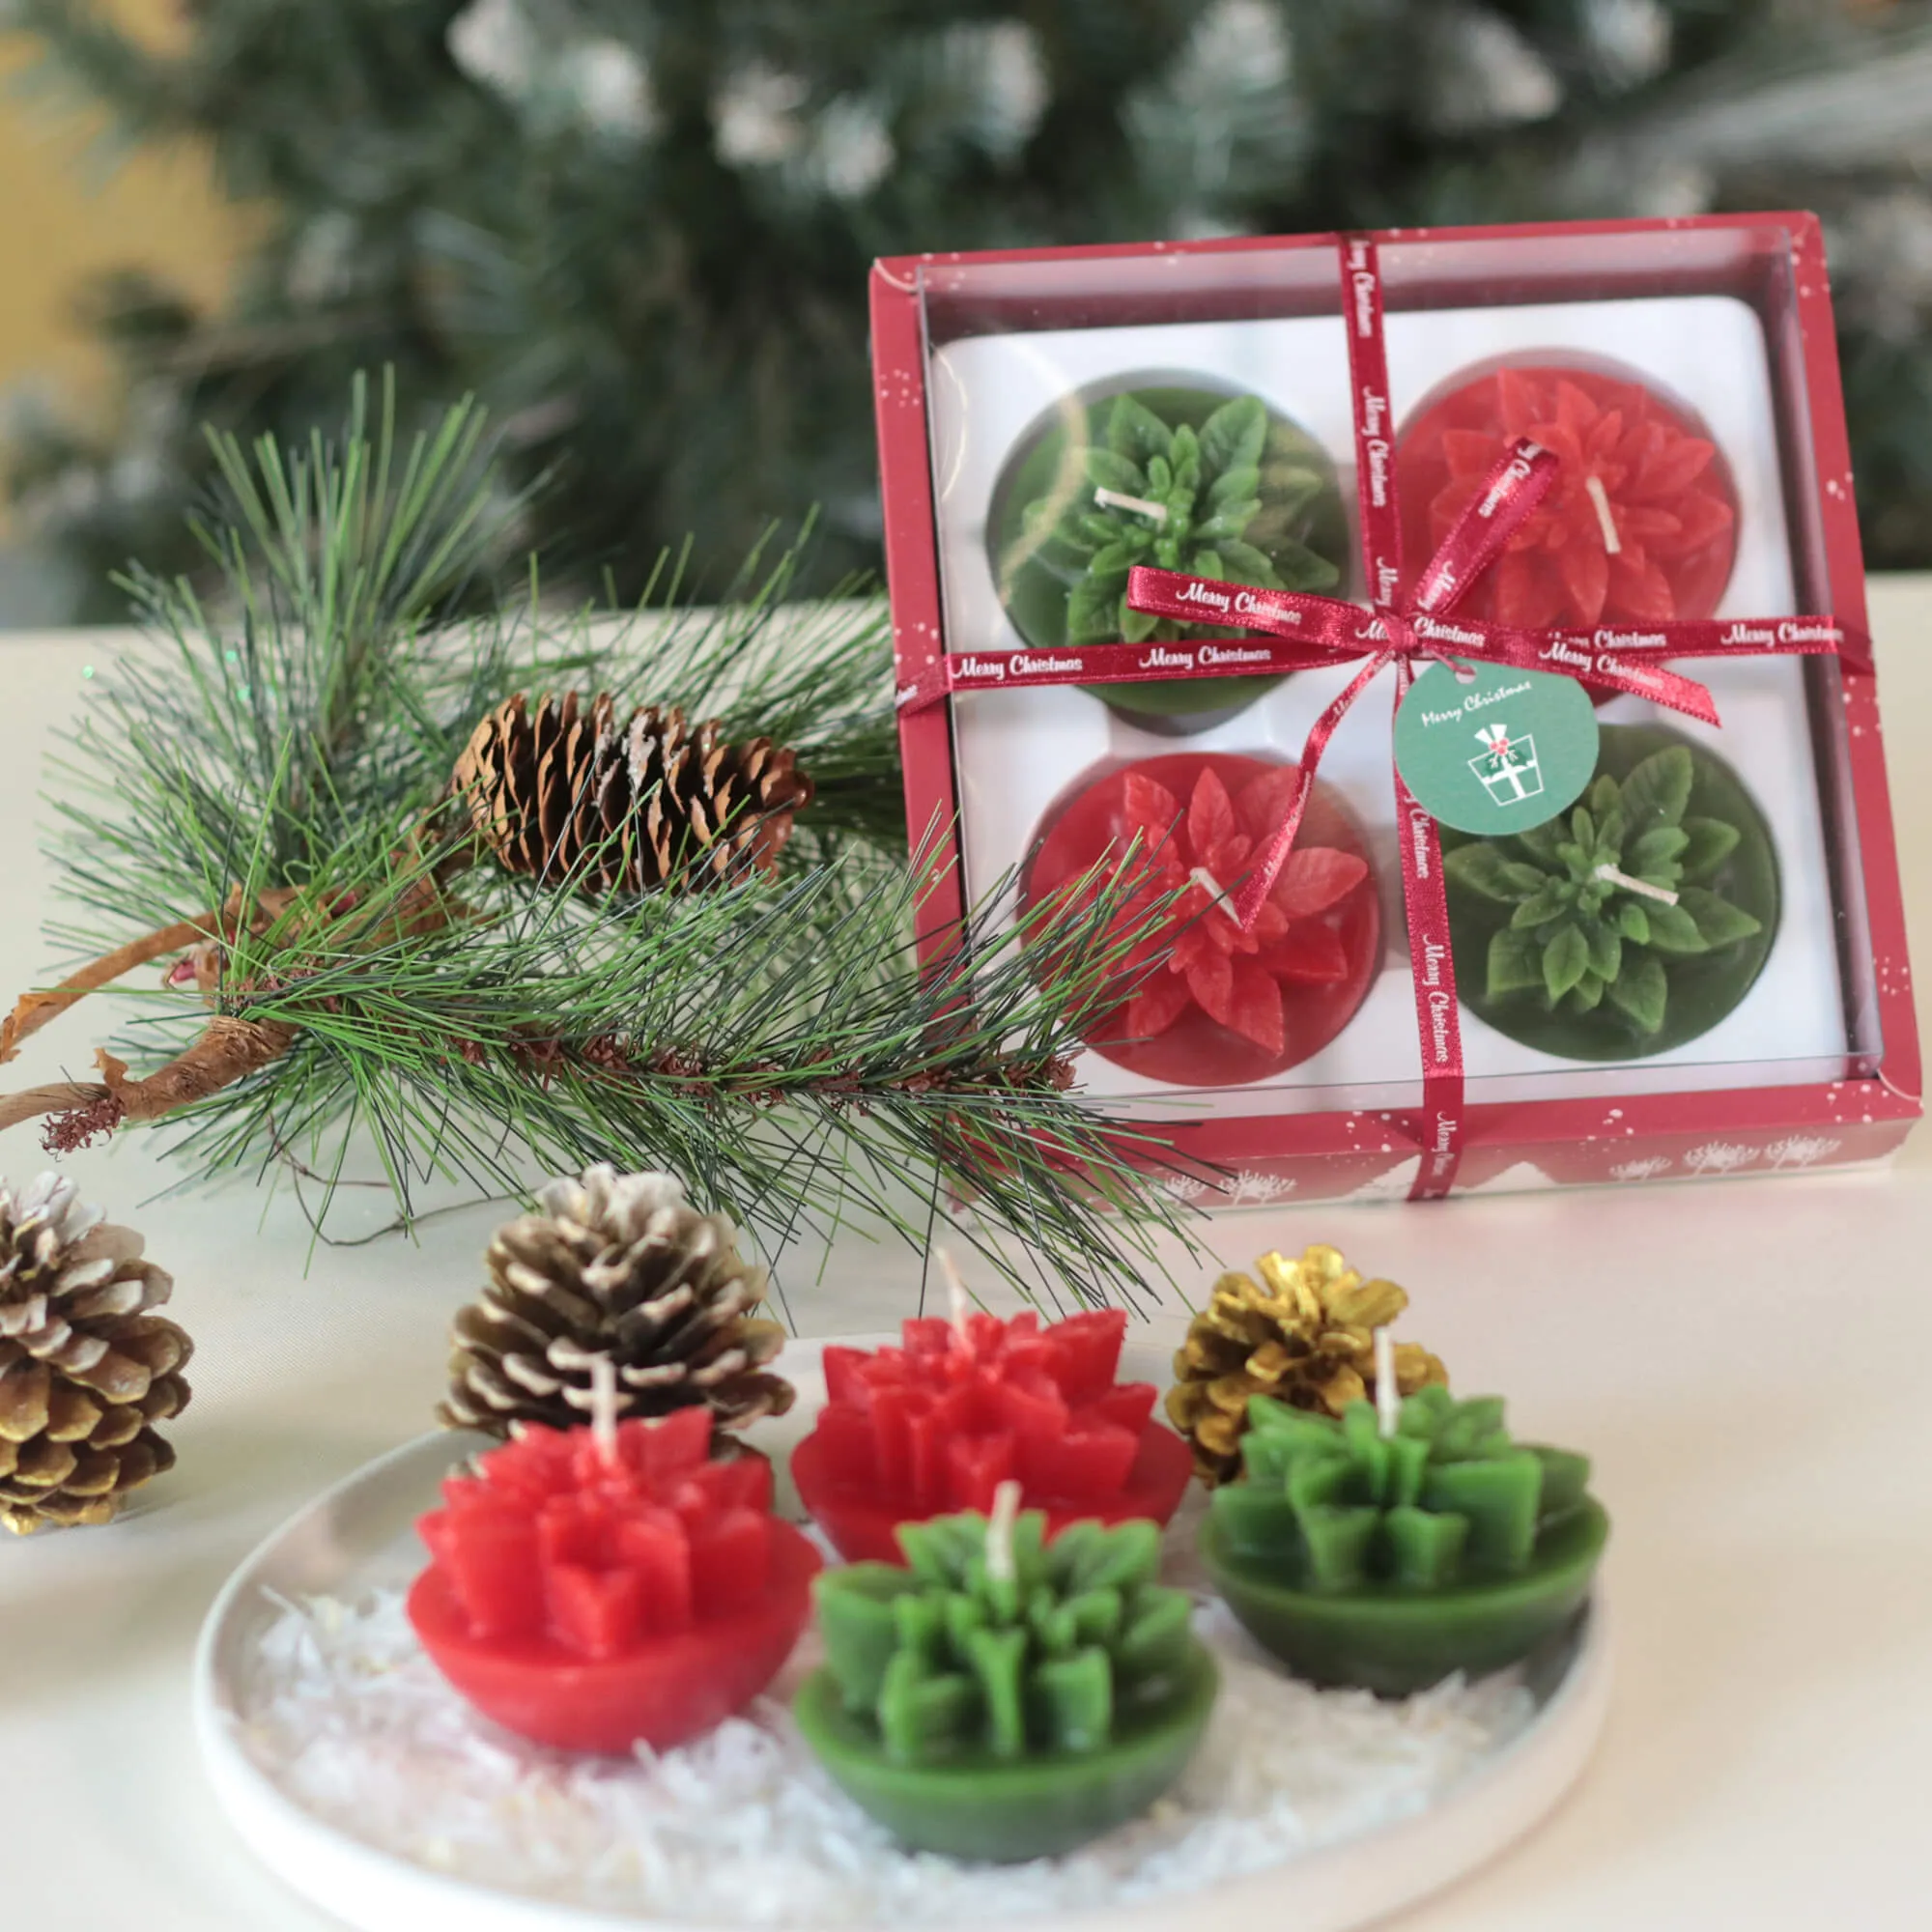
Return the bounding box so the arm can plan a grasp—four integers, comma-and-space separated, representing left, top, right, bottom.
1469, 723, 1544, 806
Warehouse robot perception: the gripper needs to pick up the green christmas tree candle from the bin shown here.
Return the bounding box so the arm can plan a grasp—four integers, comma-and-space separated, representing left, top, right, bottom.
1200, 1381, 1607, 1696
793, 1488, 1218, 1862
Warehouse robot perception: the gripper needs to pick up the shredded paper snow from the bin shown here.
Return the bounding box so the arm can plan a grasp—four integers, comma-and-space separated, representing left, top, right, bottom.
235, 1580, 1538, 1926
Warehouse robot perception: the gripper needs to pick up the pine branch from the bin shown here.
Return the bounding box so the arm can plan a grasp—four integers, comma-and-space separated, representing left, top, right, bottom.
37, 385, 901, 969
25, 832, 1202, 1308
2, 384, 1200, 1307
45, 369, 525, 921
8, 1, 174, 141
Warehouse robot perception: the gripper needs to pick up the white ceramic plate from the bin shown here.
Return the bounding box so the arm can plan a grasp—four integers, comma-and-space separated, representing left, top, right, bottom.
195, 1336, 1612, 1932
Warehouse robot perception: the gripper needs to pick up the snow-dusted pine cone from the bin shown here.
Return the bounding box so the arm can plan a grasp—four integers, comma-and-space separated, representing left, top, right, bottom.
452, 691, 812, 895
0, 1174, 192, 1533
438, 1165, 794, 1443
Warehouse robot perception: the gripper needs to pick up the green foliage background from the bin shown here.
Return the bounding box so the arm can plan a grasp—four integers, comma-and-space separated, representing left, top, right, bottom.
8, 0, 1932, 612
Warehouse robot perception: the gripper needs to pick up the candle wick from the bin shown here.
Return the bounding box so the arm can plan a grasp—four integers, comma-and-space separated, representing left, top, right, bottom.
1593, 861, 1679, 906
937, 1247, 974, 1353
1188, 866, 1242, 925
1374, 1326, 1401, 1441
985, 1479, 1022, 1586
1094, 485, 1169, 525
1583, 473, 1622, 555
589, 1354, 621, 1467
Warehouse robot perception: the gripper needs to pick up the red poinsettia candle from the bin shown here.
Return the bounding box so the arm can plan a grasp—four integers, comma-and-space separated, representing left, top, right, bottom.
409, 1401, 820, 1753
1396, 359, 1740, 629
789, 1302, 1193, 1563
1020, 751, 1380, 1087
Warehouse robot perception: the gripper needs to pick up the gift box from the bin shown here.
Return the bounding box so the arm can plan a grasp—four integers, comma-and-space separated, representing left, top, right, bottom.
871, 216, 1919, 1203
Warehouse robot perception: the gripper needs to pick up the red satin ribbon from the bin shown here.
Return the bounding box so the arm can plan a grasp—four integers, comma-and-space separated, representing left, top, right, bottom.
896, 234, 1861, 1200
891, 602, 1849, 717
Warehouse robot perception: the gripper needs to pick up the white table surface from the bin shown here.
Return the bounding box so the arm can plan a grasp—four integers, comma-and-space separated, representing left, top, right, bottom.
2, 586, 1930, 1931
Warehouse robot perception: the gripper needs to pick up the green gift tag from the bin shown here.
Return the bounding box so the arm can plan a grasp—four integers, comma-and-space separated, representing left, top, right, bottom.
1393, 661, 1600, 836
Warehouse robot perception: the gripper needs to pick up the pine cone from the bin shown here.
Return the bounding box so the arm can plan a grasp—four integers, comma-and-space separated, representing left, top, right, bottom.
0, 1174, 192, 1533
452, 691, 812, 894
439, 1164, 794, 1443
1167, 1243, 1447, 1486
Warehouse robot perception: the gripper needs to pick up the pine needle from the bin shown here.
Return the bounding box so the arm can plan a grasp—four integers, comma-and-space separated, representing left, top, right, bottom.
9, 381, 1207, 1307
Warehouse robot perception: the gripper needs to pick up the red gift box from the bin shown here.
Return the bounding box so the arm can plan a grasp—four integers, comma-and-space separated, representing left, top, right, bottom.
870, 215, 1919, 1203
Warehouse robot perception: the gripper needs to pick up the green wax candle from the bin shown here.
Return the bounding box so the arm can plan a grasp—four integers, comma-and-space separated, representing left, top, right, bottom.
794, 1497, 1217, 1862
988, 384, 1349, 731
1201, 1385, 1608, 1696
1440, 725, 1778, 1061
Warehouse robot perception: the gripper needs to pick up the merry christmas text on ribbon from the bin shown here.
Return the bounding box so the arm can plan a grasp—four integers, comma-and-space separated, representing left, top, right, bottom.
894, 603, 1854, 720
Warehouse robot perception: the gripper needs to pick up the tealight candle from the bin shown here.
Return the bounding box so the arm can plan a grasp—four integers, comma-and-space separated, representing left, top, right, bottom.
1201, 1384, 1608, 1695
794, 1504, 1218, 1861
409, 1404, 819, 1752
1018, 750, 1379, 1089
986, 380, 1350, 730
789, 1303, 1193, 1563
1395, 359, 1739, 631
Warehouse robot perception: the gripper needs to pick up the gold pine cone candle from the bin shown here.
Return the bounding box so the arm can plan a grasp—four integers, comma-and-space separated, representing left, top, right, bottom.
439, 1164, 794, 1443
0, 1173, 192, 1533
1167, 1244, 1448, 1485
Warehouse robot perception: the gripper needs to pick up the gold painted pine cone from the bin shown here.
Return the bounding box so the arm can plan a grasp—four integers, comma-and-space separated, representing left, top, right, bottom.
452, 690, 812, 895
1167, 1243, 1447, 1486
439, 1164, 794, 1444
0, 1173, 191, 1533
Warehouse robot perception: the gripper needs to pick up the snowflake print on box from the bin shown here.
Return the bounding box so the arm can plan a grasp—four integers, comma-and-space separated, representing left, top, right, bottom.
1766, 1133, 1842, 1169
1228, 1170, 1297, 1204
1682, 1141, 1757, 1175
1396, 359, 1740, 630
1021, 753, 1380, 1087
1609, 1155, 1674, 1183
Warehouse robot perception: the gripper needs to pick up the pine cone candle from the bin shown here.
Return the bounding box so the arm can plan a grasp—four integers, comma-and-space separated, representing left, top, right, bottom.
452, 691, 812, 895
0, 1174, 191, 1533
439, 1165, 794, 1444
1167, 1244, 1447, 1486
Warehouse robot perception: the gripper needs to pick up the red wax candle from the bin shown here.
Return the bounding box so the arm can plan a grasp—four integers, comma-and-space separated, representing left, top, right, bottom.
409, 1406, 819, 1753
1396, 359, 1739, 630
789, 1308, 1193, 1562
1019, 752, 1379, 1088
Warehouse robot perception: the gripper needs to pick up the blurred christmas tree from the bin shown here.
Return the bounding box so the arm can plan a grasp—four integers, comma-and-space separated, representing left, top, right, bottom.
7, 0, 1932, 615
